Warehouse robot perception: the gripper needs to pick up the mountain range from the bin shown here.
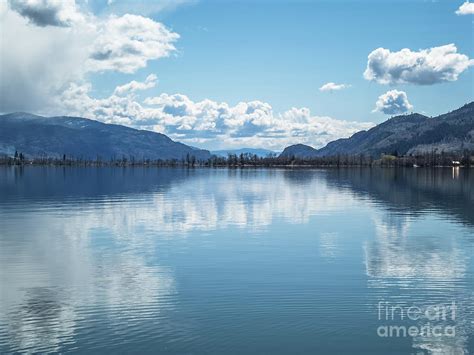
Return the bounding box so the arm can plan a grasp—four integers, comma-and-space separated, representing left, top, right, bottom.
0, 113, 211, 161
280, 102, 474, 159
1, 102, 473, 162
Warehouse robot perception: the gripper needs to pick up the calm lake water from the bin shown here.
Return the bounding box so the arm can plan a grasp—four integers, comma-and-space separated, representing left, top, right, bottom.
0, 167, 473, 354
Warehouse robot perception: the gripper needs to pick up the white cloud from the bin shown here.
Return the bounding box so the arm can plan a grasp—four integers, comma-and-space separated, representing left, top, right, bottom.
8, 0, 85, 27
364, 44, 474, 85
373, 90, 413, 115
455, 1, 474, 15
1, 1, 179, 113
58, 83, 374, 150
319, 82, 351, 92
0, 5, 95, 112
87, 14, 179, 74
113, 74, 158, 96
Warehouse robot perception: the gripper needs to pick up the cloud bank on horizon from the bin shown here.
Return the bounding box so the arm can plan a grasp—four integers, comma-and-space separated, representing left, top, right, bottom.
60, 82, 374, 150
0, 0, 472, 150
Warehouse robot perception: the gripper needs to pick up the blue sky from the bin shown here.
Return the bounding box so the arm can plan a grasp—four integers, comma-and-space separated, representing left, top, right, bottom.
90, 0, 474, 119
1, 0, 473, 150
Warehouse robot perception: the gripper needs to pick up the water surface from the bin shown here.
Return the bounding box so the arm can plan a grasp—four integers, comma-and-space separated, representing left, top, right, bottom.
0, 167, 473, 354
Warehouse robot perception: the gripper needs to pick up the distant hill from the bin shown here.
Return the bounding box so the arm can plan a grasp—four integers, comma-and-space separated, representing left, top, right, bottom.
211, 148, 277, 158
0, 113, 211, 161
279, 144, 318, 159
279, 102, 474, 158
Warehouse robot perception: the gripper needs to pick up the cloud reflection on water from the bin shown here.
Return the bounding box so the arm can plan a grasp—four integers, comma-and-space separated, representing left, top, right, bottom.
0, 167, 472, 353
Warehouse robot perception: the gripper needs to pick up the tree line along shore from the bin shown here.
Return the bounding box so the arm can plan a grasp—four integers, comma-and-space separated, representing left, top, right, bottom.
1, 151, 473, 168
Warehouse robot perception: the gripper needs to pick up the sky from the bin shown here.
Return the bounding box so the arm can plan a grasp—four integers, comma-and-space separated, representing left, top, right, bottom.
0, 0, 473, 151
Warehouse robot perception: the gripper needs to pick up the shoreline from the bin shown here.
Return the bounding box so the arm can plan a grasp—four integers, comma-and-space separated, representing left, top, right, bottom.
2, 152, 472, 169
0, 162, 471, 169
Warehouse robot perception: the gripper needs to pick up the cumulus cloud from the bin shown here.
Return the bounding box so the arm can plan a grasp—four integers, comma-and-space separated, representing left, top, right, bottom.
0, 4, 95, 112
455, 1, 474, 15
87, 14, 179, 74
113, 74, 158, 96
57, 83, 374, 150
319, 82, 351, 92
0, 1, 179, 113
8, 0, 84, 27
373, 90, 413, 115
364, 44, 474, 85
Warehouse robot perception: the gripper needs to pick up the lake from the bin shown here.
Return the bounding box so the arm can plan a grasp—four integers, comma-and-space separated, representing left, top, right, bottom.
0, 167, 473, 354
